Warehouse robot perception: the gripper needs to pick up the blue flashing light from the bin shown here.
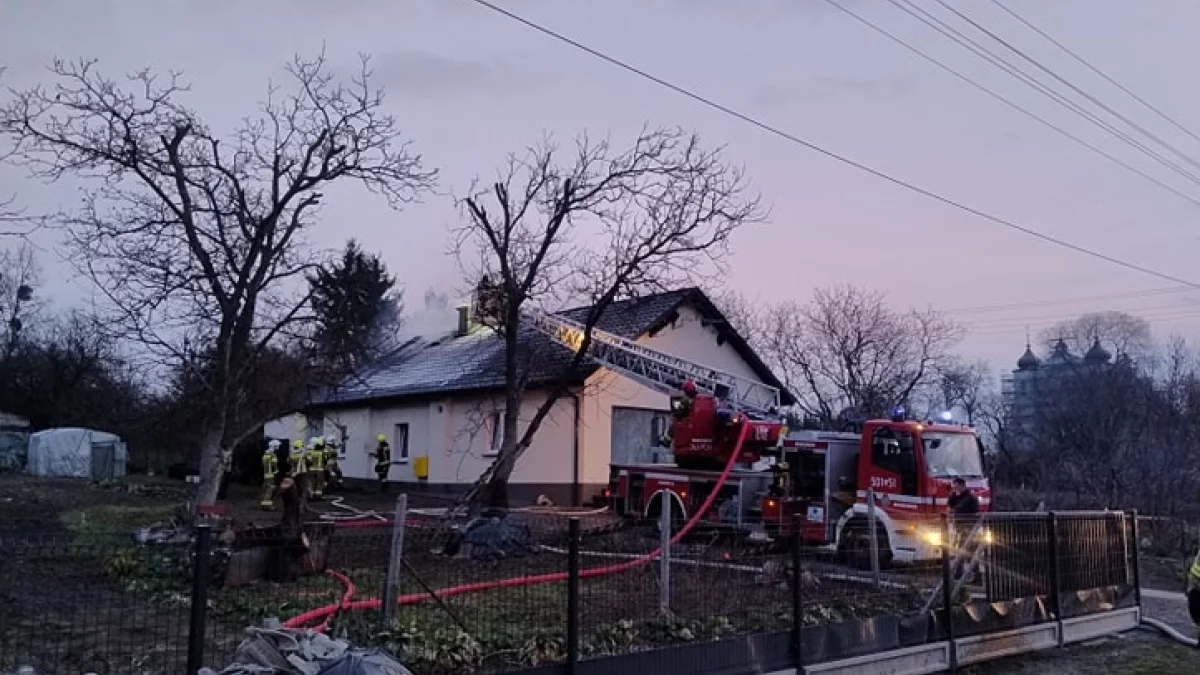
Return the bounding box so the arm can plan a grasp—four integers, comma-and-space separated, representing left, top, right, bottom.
938, 411, 954, 423
890, 405, 906, 422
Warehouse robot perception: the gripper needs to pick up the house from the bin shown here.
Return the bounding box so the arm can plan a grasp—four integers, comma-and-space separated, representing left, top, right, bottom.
266, 287, 793, 504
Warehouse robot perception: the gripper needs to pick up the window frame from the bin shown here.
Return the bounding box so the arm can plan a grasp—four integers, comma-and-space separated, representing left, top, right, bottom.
393, 423, 410, 464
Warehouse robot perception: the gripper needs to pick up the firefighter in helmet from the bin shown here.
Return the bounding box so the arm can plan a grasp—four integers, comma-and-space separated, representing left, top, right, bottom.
307, 437, 328, 500
323, 437, 344, 493
260, 440, 280, 510
371, 434, 391, 493
1187, 542, 1200, 641
289, 439, 307, 478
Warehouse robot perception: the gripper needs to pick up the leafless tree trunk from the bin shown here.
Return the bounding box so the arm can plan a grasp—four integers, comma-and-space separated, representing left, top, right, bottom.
453, 127, 764, 509
0, 54, 435, 506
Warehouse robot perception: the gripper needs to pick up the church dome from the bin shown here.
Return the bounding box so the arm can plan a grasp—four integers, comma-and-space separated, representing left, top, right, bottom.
1017, 344, 1040, 370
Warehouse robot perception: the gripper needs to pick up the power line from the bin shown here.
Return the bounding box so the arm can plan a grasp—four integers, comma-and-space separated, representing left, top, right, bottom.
462, 0, 1200, 291
963, 300, 1200, 329
942, 285, 1199, 316
821, 0, 1200, 208
988, 0, 1200, 147
889, 0, 1200, 188
930, 0, 1200, 176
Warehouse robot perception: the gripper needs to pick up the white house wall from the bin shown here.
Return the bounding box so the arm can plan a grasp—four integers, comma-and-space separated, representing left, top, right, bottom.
579, 303, 770, 485
266, 389, 579, 487
438, 390, 578, 486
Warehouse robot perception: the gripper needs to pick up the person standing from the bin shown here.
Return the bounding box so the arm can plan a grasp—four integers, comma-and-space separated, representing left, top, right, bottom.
307, 437, 328, 500
260, 440, 280, 510
372, 434, 391, 493
1187, 543, 1200, 645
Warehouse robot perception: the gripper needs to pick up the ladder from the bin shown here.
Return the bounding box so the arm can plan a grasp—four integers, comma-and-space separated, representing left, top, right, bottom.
525, 309, 781, 417
448, 305, 782, 513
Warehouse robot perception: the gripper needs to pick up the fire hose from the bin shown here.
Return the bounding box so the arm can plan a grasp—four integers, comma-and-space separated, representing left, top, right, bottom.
283, 424, 750, 631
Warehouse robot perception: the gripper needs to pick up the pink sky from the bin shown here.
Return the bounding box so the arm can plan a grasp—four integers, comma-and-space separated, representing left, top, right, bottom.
3, 0, 1200, 378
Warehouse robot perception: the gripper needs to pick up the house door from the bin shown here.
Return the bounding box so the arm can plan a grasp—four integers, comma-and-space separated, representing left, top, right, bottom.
91, 441, 116, 479
611, 407, 671, 466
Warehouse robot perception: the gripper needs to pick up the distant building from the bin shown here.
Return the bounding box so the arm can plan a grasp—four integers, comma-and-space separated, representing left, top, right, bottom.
1002, 337, 1115, 434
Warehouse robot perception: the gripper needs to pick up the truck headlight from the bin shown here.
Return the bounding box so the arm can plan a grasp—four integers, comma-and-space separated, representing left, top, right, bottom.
922, 529, 943, 547
982, 528, 995, 545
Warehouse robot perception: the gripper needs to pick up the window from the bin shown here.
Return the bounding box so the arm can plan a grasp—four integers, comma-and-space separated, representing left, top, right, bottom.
651, 413, 670, 447
871, 427, 915, 476
922, 431, 984, 478
393, 423, 410, 463
486, 411, 505, 458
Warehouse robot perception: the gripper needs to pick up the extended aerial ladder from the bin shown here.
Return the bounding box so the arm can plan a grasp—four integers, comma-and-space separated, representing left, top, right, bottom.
453, 305, 782, 509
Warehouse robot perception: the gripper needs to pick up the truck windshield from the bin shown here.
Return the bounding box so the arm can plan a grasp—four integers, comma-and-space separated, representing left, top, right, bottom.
922, 432, 984, 478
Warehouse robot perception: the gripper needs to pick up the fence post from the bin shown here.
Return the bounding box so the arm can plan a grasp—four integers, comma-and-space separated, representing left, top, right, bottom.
940, 513, 956, 672
792, 514, 804, 674
660, 494, 672, 615
382, 493, 408, 626
186, 524, 213, 675
1046, 511, 1063, 646
1129, 510, 1141, 610
867, 488, 880, 587
567, 518, 581, 675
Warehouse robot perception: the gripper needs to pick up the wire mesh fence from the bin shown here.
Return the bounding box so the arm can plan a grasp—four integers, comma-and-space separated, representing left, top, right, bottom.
0, 507, 1141, 675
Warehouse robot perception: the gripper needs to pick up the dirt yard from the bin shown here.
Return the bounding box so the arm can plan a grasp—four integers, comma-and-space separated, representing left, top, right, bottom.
0, 473, 1168, 675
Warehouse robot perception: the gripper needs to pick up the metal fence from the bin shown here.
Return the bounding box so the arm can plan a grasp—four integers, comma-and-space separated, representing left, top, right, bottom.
0, 507, 1140, 675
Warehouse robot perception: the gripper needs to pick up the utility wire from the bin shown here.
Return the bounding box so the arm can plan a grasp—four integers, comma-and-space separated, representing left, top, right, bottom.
890, 0, 1200, 188
943, 285, 1199, 316
462, 0, 1200, 290
821, 0, 1200, 208
931, 0, 1200, 175
988, 0, 1200, 147
964, 300, 1200, 329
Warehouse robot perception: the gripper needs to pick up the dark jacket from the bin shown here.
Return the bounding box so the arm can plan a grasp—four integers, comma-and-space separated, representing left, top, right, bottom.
948, 489, 980, 516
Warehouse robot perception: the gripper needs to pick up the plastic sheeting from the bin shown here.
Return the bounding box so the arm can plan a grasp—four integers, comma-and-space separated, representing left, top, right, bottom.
202, 625, 412, 675
25, 427, 126, 479
460, 512, 535, 559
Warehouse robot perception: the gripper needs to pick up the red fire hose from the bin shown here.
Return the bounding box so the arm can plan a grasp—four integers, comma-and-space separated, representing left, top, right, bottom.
283, 424, 751, 631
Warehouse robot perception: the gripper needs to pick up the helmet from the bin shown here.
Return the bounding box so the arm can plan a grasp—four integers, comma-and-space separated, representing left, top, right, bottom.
293, 439, 304, 449
682, 379, 698, 397
314, 436, 326, 447
377, 434, 387, 443
268, 439, 281, 450
308, 437, 321, 448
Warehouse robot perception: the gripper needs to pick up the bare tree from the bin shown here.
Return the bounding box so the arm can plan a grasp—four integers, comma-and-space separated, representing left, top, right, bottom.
452, 127, 764, 509
756, 286, 963, 425
1037, 311, 1152, 362
0, 55, 435, 505
935, 358, 991, 425
0, 242, 40, 358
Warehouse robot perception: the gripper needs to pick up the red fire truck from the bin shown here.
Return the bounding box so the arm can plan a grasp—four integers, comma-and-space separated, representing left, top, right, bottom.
610, 404, 991, 566
522, 307, 991, 566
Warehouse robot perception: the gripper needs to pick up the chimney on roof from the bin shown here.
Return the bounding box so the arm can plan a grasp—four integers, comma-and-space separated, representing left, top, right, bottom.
456, 305, 470, 337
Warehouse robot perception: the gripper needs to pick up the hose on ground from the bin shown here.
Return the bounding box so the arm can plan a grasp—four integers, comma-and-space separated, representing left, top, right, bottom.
283, 423, 751, 631
1140, 616, 1198, 647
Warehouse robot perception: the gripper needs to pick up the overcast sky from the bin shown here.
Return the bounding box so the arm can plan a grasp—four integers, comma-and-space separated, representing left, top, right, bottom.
3, 0, 1200, 377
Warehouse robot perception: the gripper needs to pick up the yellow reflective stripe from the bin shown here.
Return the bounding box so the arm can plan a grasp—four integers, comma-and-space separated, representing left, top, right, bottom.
1190, 562, 1200, 581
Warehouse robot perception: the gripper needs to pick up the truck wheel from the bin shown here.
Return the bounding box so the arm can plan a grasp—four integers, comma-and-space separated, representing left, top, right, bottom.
840, 521, 893, 571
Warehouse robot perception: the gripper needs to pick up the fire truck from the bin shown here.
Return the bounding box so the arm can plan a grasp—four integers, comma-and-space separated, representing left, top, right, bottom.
520, 305, 992, 567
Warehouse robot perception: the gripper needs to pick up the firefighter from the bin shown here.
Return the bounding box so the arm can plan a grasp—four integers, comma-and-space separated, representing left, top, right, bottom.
307, 437, 328, 500
289, 439, 307, 478
323, 438, 344, 493
371, 434, 391, 493
260, 440, 280, 510
1188, 543, 1200, 644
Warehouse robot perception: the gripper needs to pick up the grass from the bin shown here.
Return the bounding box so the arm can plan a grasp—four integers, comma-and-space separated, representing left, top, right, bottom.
962, 632, 1196, 675
60, 503, 178, 547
